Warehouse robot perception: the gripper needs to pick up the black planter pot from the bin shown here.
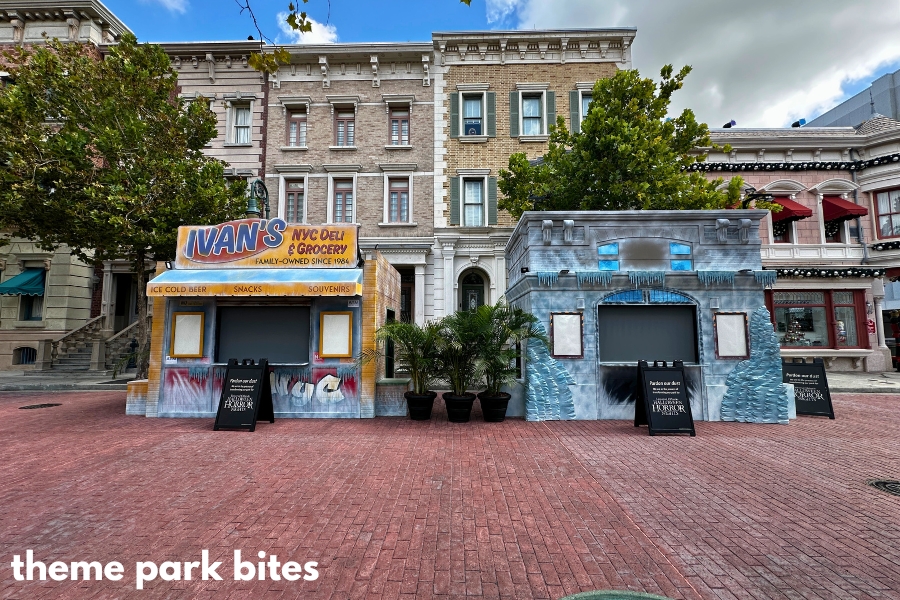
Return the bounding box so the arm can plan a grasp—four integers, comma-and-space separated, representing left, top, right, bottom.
477, 391, 511, 422
443, 392, 476, 423
405, 391, 437, 420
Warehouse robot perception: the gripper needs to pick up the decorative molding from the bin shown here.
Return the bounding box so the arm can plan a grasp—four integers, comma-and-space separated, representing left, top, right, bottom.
421, 54, 430, 86
770, 267, 885, 278
205, 53, 216, 82
378, 163, 417, 172
515, 82, 550, 91
807, 178, 859, 195
323, 164, 362, 172
456, 83, 490, 91
456, 168, 491, 176
319, 55, 329, 88
370, 55, 379, 88
274, 164, 313, 174
687, 153, 900, 173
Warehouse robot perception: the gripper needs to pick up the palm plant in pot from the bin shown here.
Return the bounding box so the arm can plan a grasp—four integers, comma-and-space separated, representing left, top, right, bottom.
367, 320, 442, 420
436, 309, 484, 423
474, 300, 548, 422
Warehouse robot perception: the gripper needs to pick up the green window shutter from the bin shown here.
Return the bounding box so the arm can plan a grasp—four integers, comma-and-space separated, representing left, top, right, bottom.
509, 91, 519, 138
486, 92, 496, 137
449, 93, 459, 138
569, 90, 580, 133
487, 177, 498, 225
450, 177, 460, 225
546, 91, 556, 133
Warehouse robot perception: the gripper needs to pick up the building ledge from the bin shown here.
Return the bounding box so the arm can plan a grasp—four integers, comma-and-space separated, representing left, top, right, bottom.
458, 135, 489, 144
384, 145, 414, 150
279, 146, 308, 152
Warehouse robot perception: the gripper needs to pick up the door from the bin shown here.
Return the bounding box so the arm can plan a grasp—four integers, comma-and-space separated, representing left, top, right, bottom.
460, 272, 485, 311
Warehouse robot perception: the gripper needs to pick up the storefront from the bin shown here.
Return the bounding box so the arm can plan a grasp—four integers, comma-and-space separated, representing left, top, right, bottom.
504, 210, 786, 421
127, 218, 400, 419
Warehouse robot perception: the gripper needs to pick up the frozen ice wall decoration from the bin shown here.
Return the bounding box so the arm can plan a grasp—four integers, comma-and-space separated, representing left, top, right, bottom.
721, 306, 790, 424
754, 270, 777, 288
697, 271, 735, 287
628, 271, 665, 287
577, 271, 614, 287
537, 272, 559, 287
525, 322, 576, 421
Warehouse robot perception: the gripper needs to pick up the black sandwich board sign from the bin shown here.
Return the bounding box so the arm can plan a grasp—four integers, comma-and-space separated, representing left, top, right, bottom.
782, 358, 835, 419
635, 360, 696, 436
214, 358, 274, 431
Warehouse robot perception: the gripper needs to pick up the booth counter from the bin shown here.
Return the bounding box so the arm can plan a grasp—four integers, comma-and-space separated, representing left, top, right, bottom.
127, 219, 400, 419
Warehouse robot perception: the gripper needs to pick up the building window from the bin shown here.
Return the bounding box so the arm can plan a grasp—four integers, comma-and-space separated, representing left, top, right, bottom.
463, 179, 484, 227
522, 94, 543, 135
13, 347, 37, 365
670, 242, 692, 271
772, 221, 793, 243
335, 110, 355, 146
824, 219, 845, 243
876, 188, 900, 238
388, 178, 410, 223
463, 94, 483, 136
284, 180, 304, 223
581, 93, 592, 121
597, 243, 619, 271
20, 295, 43, 321
389, 107, 410, 145
229, 104, 252, 145
771, 290, 865, 349
286, 110, 307, 147
333, 179, 354, 223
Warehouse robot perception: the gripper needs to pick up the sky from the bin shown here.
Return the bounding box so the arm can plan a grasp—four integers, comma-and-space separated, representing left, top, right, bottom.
104, 0, 900, 128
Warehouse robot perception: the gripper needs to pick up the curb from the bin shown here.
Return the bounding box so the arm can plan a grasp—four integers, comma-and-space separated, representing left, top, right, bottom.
0, 384, 129, 392
831, 387, 900, 394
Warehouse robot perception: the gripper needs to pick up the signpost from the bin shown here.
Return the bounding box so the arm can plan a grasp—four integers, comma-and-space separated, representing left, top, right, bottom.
214, 358, 274, 431
635, 360, 696, 436
782, 358, 835, 419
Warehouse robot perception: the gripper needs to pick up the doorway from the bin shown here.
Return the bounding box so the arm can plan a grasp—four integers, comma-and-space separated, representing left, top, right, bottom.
112, 273, 138, 333
459, 270, 486, 311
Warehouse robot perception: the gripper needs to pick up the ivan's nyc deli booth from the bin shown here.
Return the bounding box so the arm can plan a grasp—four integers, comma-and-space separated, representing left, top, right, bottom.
126, 218, 400, 419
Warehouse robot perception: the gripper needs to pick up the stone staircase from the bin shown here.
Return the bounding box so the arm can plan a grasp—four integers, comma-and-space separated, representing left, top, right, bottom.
26, 316, 148, 375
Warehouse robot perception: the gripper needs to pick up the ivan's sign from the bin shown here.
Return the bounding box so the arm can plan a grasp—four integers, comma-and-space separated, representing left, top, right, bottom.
175, 219, 358, 269
782, 358, 835, 419
635, 360, 696, 436
214, 359, 275, 432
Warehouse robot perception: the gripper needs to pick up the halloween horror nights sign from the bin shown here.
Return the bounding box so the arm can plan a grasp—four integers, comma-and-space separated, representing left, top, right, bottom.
175, 219, 358, 269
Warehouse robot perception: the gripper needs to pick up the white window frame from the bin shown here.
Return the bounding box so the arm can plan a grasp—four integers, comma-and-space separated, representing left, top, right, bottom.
575, 82, 594, 125
462, 176, 487, 228
379, 164, 417, 226
326, 173, 359, 224
279, 176, 308, 224
279, 96, 311, 151
515, 83, 550, 141
327, 95, 360, 150
456, 83, 489, 142
225, 100, 253, 146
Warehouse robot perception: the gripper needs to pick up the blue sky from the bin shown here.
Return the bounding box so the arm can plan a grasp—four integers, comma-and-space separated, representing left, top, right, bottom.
105, 0, 900, 128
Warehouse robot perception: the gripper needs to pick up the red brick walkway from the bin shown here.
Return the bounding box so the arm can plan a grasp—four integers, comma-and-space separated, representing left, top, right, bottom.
1, 391, 899, 600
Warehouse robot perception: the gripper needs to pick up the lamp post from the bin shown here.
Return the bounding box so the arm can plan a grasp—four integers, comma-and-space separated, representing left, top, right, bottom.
246, 178, 270, 219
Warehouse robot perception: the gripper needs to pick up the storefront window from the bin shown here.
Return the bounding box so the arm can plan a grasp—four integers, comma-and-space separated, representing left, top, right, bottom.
771, 290, 865, 349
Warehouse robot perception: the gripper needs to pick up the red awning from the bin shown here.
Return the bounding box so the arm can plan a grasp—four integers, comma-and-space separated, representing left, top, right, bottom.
822, 195, 868, 222
771, 197, 813, 223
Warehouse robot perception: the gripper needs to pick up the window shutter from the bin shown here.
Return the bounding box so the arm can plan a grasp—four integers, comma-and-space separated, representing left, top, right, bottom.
569, 90, 580, 133
450, 177, 460, 225
486, 92, 496, 137
546, 91, 556, 133
487, 177, 498, 225
449, 92, 459, 138
509, 91, 520, 138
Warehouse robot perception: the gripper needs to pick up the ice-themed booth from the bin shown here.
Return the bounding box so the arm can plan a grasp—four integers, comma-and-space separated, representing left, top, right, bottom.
127, 218, 400, 419
504, 210, 790, 422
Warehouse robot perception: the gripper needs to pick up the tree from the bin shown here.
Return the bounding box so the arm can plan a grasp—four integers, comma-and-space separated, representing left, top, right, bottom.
498, 65, 745, 219
0, 34, 248, 378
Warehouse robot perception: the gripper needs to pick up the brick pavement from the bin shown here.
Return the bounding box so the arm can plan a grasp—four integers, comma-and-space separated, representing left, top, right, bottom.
0, 390, 899, 600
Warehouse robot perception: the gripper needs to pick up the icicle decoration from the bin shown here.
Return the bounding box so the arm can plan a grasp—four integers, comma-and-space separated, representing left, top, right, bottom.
628, 271, 665, 287
337, 364, 358, 382
188, 367, 208, 383
576, 271, 614, 288
754, 270, 777, 288
697, 271, 735, 287
536, 272, 558, 287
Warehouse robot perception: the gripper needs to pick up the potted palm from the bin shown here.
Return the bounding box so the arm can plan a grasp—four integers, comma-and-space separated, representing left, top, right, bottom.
436, 309, 483, 422
368, 320, 442, 420
475, 300, 548, 422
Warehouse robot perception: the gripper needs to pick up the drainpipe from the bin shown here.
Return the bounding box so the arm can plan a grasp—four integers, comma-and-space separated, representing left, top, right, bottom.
849, 148, 869, 264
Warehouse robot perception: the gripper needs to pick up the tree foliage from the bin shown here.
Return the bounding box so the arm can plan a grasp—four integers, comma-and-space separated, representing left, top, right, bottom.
0, 34, 248, 376
498, 65, 744, 219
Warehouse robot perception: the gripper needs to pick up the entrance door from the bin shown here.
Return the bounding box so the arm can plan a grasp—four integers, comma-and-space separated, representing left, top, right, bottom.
460, 272, 485, 311
112, 274, 138, 333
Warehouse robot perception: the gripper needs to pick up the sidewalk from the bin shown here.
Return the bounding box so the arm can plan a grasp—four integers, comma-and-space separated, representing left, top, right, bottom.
0, 369, 134, 391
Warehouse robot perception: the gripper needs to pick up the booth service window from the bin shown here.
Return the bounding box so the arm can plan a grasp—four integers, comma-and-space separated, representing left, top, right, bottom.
229, 104, 252, 145
770, 290, 865, 349
333, 179, 354, 223
876, 188, 900, 238
285, 180, 304, 223
335, 110, 355, 146
388, 178, 410, 223
389, 107, 410, 145
287, 110, 307, 147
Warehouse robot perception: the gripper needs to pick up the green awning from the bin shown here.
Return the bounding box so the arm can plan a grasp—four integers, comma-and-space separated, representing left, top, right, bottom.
0, 268, 46, 296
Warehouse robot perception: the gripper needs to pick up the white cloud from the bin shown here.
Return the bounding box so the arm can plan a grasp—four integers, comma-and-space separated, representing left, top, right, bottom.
143, 0, 188, 14
486, 0, 900, 127
276, 12, 338, 44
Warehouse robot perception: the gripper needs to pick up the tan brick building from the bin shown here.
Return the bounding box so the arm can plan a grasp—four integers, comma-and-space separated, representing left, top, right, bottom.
430, 29, 636, 317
